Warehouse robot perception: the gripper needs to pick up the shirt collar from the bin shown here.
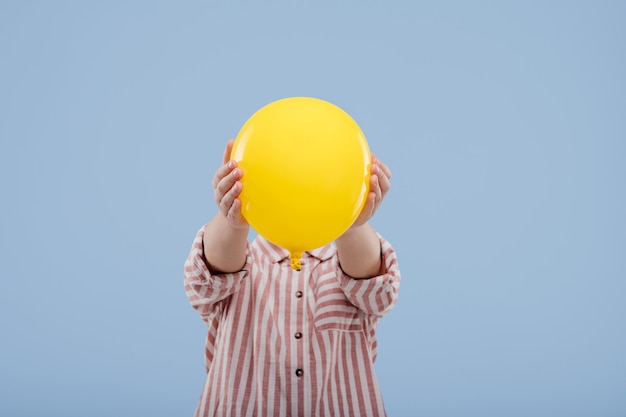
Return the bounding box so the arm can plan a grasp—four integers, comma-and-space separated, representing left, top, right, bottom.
255, 236, 335, 263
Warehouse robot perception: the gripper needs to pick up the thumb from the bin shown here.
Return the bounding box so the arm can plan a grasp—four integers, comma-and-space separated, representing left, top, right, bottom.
223, 139, 235, 165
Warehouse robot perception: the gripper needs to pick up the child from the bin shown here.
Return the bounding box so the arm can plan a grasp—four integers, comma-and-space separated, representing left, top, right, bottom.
184, 140, 401, 417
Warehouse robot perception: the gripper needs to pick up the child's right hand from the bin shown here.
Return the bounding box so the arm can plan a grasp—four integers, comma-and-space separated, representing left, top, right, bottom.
212, 140, 248, 228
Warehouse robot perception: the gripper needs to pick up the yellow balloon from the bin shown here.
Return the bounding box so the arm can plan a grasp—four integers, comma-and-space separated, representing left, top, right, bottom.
231, 97, 371, 270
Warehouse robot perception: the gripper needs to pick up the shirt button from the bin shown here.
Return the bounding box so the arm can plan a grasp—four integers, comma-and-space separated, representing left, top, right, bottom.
295, 368, 304, 377
294, 332, 302, 339
295, 290, 303, 298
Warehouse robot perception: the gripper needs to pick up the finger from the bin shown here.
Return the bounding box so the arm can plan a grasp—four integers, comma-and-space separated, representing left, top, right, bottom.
214, 166, 242, 203
370, 153, 392, 178
223, 139, 235, 165
371, 154, 391, 178
371, 158, 391, 199
371, 173, 383, 206
218, 179, 242, 214
376, 165, 391, 198
212, 160, 237, 189
226, 197, 245, 223
377, 159, 392, 180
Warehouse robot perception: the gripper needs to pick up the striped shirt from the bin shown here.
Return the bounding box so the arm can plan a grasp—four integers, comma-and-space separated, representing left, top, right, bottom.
184, 226, 401, 417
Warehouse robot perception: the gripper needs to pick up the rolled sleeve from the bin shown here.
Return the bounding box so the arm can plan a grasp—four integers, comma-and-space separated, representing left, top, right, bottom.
183, 226, 250, 323
338, 234, 401, 317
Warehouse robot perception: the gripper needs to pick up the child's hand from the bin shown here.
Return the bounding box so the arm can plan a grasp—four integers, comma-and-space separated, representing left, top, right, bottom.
351, 154, 392, 229
212, 140, 248, 228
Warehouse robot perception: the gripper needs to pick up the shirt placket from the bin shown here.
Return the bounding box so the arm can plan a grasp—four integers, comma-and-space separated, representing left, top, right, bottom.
291, 256, 308, 399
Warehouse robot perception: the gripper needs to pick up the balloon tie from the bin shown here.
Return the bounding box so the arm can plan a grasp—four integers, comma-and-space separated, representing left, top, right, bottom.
290, 253, 302, 271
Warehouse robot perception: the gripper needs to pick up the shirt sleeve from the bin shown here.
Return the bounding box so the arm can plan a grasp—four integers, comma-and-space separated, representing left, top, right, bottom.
183, 226, 251, 324
338, 233, 401, 317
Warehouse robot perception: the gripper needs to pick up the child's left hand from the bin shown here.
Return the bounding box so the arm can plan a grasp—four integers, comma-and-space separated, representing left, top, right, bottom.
351, 154, 392, 229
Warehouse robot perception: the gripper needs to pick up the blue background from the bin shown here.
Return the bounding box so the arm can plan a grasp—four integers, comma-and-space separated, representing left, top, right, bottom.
1, 1, 625, 416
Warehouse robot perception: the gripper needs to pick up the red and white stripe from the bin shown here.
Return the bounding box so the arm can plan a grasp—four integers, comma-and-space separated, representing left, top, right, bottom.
184, 226, 401, 417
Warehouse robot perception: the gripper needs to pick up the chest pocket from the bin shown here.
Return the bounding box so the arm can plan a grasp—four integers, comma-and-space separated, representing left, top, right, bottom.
313, 279, 364, 332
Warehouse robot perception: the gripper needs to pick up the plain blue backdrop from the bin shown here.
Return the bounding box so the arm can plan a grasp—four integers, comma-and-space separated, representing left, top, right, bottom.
1, 1, 624, 416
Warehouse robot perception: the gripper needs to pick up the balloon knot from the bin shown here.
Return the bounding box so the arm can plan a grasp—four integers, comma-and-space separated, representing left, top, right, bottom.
290, 255, 301, 271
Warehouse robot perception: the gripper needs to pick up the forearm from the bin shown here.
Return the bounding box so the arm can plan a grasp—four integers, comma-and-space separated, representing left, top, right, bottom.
335, 223, 383, 279
202, 212, 249, 273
